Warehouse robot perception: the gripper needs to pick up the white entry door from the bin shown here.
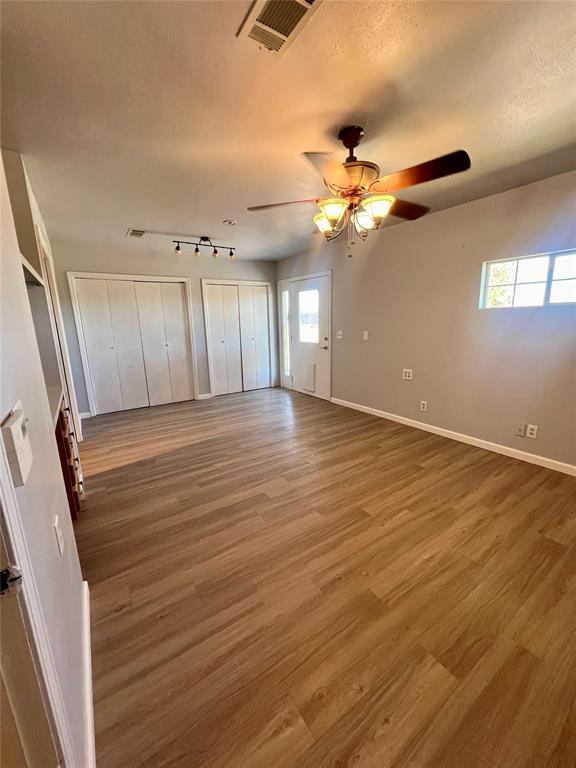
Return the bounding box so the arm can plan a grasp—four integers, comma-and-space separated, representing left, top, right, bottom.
290, 275, 331, 400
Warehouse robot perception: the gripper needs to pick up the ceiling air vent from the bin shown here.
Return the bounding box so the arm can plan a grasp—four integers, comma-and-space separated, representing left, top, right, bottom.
126, 228, 147, 238
237, 0, 322, 56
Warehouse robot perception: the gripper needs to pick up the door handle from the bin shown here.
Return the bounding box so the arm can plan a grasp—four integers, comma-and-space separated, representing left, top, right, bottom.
320, 346, 329, 350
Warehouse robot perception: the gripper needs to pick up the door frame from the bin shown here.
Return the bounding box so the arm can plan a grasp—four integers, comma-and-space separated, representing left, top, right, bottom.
277, 271, 332, 397
68, 272, 199, 417
201, 279, 277, 397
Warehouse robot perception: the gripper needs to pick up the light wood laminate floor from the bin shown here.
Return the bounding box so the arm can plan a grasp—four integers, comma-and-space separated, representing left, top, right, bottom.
76, 389, 576, 768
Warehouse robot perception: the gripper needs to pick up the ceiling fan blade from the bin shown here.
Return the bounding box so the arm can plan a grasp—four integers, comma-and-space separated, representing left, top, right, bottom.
389, 198, 430, 220
370, 150, 471, 193
247, 198, 319, 211
302, 152, 351, 191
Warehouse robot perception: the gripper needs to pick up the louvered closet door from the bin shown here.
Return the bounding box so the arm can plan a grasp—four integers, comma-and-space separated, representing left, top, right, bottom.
238, 285, 271, 390
134, 282, 173, 406
106, 280, 149, 409
160, 283, 194, 402
76, 278, 123, 414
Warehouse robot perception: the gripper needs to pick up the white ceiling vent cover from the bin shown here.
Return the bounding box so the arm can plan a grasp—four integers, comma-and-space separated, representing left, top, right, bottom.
237, 0, 322, 55
126, 228, 147, 238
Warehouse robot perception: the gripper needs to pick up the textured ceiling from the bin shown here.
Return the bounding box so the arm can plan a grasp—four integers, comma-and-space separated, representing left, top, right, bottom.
2, 0, 575, 260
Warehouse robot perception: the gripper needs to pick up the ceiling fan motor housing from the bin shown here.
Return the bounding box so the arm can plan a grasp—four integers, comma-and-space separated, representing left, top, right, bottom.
341, 160, 380, 191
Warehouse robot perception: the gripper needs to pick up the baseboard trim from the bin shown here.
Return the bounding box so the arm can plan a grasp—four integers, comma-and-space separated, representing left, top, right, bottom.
330, 397, 576, 477
79, 412, 92, 420
82, 581, 96, 768
197, 393, 212, 400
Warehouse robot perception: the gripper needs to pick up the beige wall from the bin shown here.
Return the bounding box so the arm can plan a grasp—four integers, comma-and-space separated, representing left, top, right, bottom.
1, 157, 89, 765
51, 240, 277, 412
278, 171, 576, 466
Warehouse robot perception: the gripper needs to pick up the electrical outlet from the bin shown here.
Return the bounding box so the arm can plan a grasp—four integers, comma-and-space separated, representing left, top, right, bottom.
336, 330, 343, 340
362, 330, 369, 341
526, 424, 539, 439
420, 400, 428, 412
402, 368, 413, 380
515, 424, 526, 437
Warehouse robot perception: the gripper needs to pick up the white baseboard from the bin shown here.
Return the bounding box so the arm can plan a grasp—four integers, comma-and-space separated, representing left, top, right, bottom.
197, 393, 212, 400
82, 581, 96, 768
79, 412, 92, 420
330, 397, 576, 477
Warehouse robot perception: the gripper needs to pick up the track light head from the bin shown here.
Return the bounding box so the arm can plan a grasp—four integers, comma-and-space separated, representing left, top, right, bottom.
194, 245, 200, 255
228, 249, 235, 261
213, 247, 218, 257
174, 242, 181, 253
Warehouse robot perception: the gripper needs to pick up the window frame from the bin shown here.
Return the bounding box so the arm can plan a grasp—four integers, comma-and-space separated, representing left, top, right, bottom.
479, 249, 576, 309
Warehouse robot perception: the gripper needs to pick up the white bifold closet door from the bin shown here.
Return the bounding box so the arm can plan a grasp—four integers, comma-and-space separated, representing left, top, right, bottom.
76, 278, 194, 414
204, 283, 271, 395
204, 284, 243, 396
238, 285, 270, 391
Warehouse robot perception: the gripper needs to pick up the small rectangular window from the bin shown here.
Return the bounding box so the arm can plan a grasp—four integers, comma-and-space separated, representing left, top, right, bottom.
298, 289, 319, 343
281, 289, 290, 376
480, 250, 576, 308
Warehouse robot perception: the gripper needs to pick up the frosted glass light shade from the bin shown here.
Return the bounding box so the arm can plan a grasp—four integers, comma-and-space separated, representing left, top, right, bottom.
318, 197, 348, 224
313, 213, 333, 234
361, 195, 395, 221
354, 209, 377, 231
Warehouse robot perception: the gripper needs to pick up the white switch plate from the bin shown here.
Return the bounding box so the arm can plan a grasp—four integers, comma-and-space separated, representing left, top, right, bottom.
515, 423, 526, 437
362, 330, 369, 341
526, 424, 538, 439
53, 515, 64, 556
402, 368, 413, 380
336, 330, 343, 340
420, 400, 428, 412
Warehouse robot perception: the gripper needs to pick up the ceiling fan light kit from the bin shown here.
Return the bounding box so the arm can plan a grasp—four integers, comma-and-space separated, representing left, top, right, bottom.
248, 125, 471, 256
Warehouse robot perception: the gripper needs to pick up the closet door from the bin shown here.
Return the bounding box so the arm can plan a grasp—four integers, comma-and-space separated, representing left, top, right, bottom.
204, 284, 242, 395
76, 278, 123, 414
160, 283, 194, 402
134, 282, 173, 406
238, 286, 270, 391
106, 280, 149, 409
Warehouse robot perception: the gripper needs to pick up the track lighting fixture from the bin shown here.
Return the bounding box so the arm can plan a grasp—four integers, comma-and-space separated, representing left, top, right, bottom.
171, 237, 235, 260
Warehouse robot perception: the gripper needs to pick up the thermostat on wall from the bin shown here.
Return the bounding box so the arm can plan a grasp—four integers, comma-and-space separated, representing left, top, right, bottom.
1, 401, 33, 486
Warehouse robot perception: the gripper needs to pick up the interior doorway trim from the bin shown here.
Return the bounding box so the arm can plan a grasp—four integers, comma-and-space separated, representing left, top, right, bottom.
277, 270, 332, 396
67, 272, 199, 416
201, 278, 277, 397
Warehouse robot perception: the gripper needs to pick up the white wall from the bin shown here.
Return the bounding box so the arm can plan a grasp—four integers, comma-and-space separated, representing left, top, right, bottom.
1, 158, 89, 764
51, 240, 277, 411
278, 171, 576, 466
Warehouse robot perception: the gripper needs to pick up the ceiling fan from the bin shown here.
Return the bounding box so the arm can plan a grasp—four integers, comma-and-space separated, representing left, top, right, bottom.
248, 125, 471, 249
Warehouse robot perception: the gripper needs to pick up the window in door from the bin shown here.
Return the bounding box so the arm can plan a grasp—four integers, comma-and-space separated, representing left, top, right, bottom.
281, 289, 291, 376
298, 289, 319, 343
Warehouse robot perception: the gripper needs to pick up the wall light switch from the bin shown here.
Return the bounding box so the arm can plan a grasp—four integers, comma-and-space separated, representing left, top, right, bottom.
526, 424, 539, 439
402, 368, 413, 380
362, 330, 369, 341
336, 330, 343, 340
515, 424, 526, 437
2, 402, 33, 487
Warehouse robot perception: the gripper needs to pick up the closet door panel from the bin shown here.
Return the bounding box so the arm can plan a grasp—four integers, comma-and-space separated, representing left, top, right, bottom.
76, 278, 123, 414
204, 284, 228, 396
222, 285, 243, 394
106, 280, 149, 409
135, 282, 173, 406
161, 283, 194, 402
253, 286, 271, 389
238, 286, 257, 391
